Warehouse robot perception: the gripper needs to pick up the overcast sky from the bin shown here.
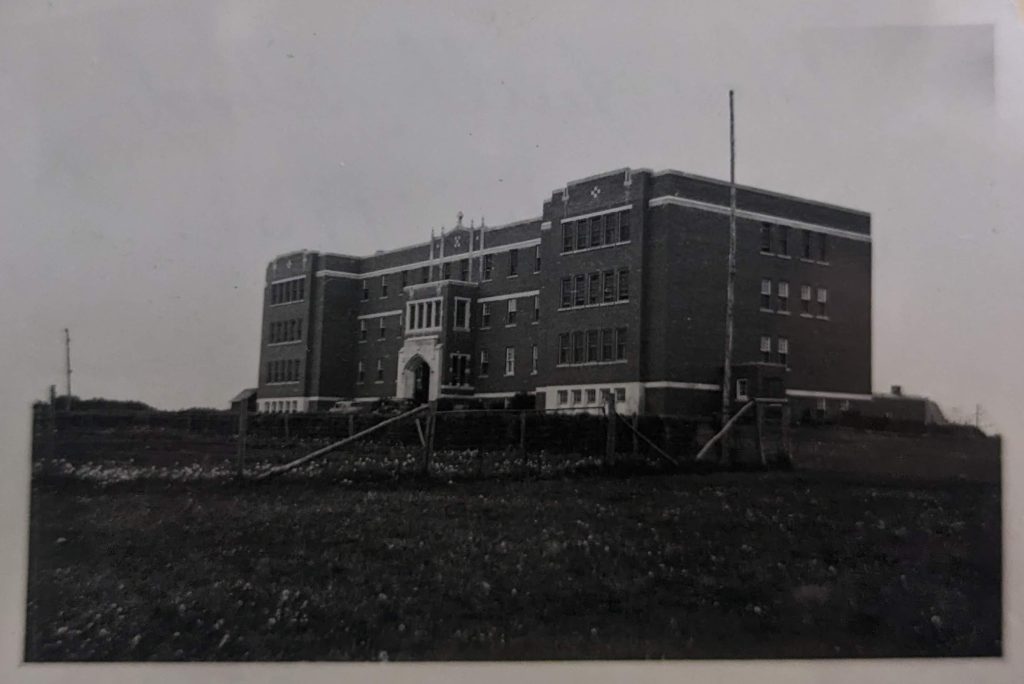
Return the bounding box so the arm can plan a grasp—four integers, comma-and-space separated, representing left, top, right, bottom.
1, 0, 1023, 434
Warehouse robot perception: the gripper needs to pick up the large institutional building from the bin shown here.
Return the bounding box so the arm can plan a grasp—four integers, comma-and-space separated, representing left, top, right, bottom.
256, 167, 872, 417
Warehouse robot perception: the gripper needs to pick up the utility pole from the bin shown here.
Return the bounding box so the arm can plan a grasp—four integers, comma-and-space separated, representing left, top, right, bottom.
64, 328, 72, 410
719, 90, 738, 462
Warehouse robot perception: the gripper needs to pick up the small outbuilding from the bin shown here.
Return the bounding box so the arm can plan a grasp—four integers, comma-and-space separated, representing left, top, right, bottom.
230, 388, 258, 413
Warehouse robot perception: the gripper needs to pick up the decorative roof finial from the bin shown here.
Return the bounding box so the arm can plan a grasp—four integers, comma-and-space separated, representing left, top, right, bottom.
480, 216, 486, 228
457, 211, 464, 228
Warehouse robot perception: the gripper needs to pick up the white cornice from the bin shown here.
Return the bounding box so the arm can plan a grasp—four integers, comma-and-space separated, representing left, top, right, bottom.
648, 196, 871, 243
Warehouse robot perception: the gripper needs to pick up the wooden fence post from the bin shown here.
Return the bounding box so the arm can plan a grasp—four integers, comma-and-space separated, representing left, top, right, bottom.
519, 411, 528, 476
755, 401, 767, 467
237, 403, 248, 478
631, 413, 639, 461
605, 395, 617, 467
781, 403, 793, 466
422, 403, 437, 476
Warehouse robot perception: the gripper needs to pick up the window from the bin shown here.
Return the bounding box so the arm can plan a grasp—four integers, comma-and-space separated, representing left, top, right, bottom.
778, 280, 789, 311
376, 359, 384, 382
802, 230, 813, 259
576, 221, 589, 250
504, 346, 516, 376
587, 330, 599, 362
818, 234, 828, 261
483, 254, 493, 280
778, 337, 789, 366
533, 245, 541, 273
588, 272, 600, 305
760, 335, 772, 362
558, 333, 571, 364
590, 216, 603, 247
571, 389, 582, 404
562, 224, 574, 252
801, 285, 812, 314
615, 327, 627, 360
619, 211, 631, 242
776, 226, 789, 256
817, 287, 828, 316
378, 318, 386, 339
357, 361, 365, 383
601, 328, 613, 361
557, 390, 569, 406
361, 279, 369, 301
481, 302, 491, 327
421, 265, 429, 283
531, 344, 538, 374
604, 212, 618, 244
573, 274, 586, 307
761, 279, 772, 309
406, 298, 443, 332
400, 270, 408, 288
454, 298, 469, 330
506, 298, 518, 325
479, 350, 490, 376
618, 269, 629, 301
508, 249, 519, 277
760, 224, 773, 253
359, 320, 367, 341
442, 261, 451, 280
533, 295, 540, 322
586, 388, 597, 404
572, 331, 584, 364
614, 387, 626, 403
603, 270, 615, 303
736, 379, 749, 402
380, 275, 389, 298
560, 277, 572, 308
840, 399, 851, 412
450, 353, 470, 386
816, 397, 827, 418
459, 258, 469, 281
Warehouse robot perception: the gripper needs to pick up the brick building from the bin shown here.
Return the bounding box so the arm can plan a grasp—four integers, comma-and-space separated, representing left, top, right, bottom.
256, 167, 872, 417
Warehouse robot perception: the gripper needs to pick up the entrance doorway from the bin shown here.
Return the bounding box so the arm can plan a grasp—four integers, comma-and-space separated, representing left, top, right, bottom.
403, 355, 430, 404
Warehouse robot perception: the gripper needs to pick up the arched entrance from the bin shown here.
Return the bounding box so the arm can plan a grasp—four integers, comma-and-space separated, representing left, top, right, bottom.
402, 355, 431, 405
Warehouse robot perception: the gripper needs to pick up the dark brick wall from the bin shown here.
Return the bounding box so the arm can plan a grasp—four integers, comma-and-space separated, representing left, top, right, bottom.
650, 171, 870, 235
255, 167, 872, 414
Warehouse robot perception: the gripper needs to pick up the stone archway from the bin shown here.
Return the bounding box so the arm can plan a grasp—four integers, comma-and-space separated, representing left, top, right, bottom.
401, 354, 431, 404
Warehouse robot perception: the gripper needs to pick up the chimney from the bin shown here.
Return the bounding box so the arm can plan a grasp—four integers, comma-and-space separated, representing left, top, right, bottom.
891, 385, 902, 396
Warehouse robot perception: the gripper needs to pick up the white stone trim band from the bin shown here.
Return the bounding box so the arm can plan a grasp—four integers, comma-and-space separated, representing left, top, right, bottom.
648, 195, 871, 243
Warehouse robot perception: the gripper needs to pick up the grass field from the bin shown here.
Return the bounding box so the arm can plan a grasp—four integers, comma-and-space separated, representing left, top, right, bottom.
25, 426, 1001, 660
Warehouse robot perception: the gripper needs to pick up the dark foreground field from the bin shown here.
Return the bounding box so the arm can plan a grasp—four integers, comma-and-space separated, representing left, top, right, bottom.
25, 428, 1001, 661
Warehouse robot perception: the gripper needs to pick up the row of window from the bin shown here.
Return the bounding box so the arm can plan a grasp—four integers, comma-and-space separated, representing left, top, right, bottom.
760, 223, 828, 262
481, 296, 540, 327
556, 387, 626, 407
560, 268, 629, 309
759, 335, 790, 365
356, 345, 541, 385
760, 279, 829, 316
270, 279, 305, 305
266, 358, 301, 384
264, 400, 300, 414
268, 318, 303, 344
360, 246, 542, 301
561, 209, 631, 253
558, 328, 628, 366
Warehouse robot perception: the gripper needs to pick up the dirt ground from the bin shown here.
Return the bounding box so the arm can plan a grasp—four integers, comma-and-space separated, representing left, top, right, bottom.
24, 426, 1001, 661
